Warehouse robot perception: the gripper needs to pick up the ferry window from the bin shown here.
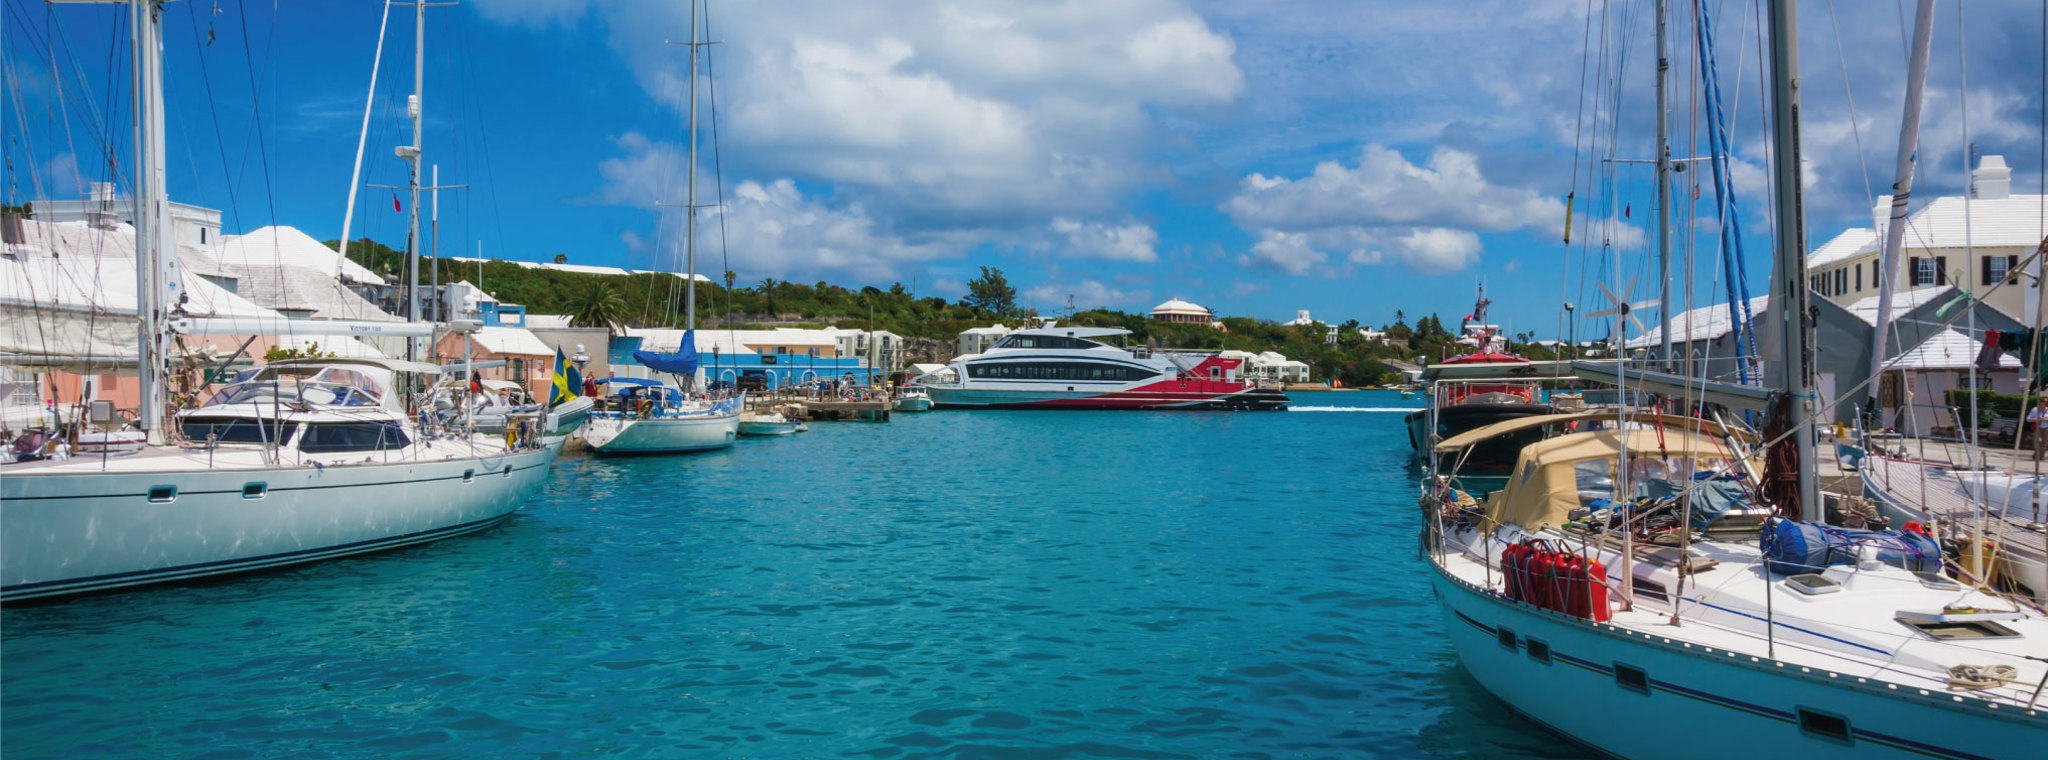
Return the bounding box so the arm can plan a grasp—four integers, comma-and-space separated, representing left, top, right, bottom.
1613, 663, 1648, 694
966, 362, 1157, 382
298, 422, 411, 453
181, 417, 299, 444
996, 334, 1101, 350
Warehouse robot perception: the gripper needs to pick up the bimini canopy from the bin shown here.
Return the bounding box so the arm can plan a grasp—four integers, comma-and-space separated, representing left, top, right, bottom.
1433, 410, 1753, 454
1482, 428, 1753, 532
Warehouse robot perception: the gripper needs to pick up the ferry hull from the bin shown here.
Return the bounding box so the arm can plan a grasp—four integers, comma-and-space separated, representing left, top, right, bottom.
1427, 562, 2041, 760
1, 447, 557, 602
585, 412, 739, 454
927, 386, 1288, 411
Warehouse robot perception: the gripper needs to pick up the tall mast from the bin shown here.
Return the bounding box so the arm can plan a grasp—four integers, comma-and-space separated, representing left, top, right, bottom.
1765, 0, 1819, 519
1866, 0, 1937, 405
1654, 0, 1673, 368
404, 0, 425, 359
131, 0, 175, 443
685, 0, 700, 334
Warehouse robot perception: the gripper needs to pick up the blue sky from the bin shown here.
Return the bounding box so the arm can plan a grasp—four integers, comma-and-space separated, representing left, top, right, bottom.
5, 0, 2044, 338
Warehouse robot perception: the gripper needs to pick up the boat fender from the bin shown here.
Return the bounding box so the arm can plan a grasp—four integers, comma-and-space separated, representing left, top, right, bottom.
505, 428, 519, 449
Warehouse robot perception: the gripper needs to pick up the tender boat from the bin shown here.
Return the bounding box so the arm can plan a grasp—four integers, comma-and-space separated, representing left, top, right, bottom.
1405, 287, 1557, 469
583, 378, 739, 454
894, 387, 934, 412
1, 358, 558, 602
911, 324, 1288, 410
738, 406, 805, 436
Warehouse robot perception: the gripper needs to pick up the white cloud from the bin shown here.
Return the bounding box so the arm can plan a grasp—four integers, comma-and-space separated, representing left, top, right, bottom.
619, 230, 649, 253
1224, 145, 1559, 276
710, 178, 984, 283
489, 0, 1245, 229
1024, 278, 1147, 311
1224, 144, 1562, 235
1048, 218, 1159, 262
1241, 230, 1327, 275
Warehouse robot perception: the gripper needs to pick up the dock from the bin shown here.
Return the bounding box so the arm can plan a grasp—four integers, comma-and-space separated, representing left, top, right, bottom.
745, 392, 892, 422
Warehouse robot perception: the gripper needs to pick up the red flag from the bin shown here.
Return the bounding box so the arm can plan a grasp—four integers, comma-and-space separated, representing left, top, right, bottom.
393, 195, 402, 213
1624, 203, 1631, 219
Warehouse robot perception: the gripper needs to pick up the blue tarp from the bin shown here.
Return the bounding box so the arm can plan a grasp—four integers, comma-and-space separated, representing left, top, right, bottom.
634, 329, 700, 375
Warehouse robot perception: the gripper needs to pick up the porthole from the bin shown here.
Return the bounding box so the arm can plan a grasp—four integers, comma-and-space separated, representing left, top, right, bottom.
1796, 708, 1852, 744
1497, 627, 1517, 650
1527, 638, 1551, 664
1614, 663, 1648, 694
147, 485, 177, 503
241, 482, 267, 500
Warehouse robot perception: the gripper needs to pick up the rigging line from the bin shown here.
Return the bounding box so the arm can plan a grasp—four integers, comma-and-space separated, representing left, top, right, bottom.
231, 0, 283, 287
181, 1, 244, 240
705, 0, 734, 338
1563, 0, 1598, 352
1822, 0, 1877, 217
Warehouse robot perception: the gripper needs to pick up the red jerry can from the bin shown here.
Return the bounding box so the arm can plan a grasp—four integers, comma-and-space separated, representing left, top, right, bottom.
1583, 557, 1613, 621
1530, 546, 1560, 612
1555, 553, 1586, 617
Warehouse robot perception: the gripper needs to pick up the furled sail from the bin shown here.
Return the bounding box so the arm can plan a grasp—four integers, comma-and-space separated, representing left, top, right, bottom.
633, 328, 700, 375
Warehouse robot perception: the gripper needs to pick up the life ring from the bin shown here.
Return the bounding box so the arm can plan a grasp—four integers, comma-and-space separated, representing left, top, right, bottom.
639, 402, 657, 419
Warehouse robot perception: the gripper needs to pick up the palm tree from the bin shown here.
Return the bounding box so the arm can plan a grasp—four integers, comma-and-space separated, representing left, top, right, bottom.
566, 281, 627, 333
723, 269, 737, 290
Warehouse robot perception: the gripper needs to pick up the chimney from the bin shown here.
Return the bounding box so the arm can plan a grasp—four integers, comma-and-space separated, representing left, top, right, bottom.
1971, 154, 2012, 200
1872, 196, 1889, 243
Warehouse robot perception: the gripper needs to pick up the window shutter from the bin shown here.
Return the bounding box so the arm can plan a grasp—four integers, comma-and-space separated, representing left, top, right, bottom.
1983, 256, 1995, 286
1936, 256, 1948, 285
2009, 255, 2021, 283
1909, 257, 1922, 285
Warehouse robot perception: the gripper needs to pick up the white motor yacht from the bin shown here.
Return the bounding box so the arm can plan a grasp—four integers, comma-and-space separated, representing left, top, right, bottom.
911, 325, 1288, 410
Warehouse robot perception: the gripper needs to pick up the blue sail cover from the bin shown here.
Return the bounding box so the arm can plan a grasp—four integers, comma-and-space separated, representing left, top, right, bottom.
633, 329, 700, 375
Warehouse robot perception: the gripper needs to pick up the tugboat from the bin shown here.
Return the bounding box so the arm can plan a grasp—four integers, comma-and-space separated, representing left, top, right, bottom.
1404, 285, 1555, 469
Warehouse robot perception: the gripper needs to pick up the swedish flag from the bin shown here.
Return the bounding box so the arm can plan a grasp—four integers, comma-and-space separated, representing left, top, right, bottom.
549, 347, 582, 406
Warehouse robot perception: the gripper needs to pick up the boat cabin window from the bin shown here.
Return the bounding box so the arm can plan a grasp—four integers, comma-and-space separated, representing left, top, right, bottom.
297, 422, 411, 453
966, 361, 1159, 382
995, 334, 1102, 350
181, 417, 299, 444
1898, 618, 2021, 640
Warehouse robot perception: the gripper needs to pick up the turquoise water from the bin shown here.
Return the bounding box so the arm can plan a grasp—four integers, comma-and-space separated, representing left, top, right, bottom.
1, 391, 1578, 759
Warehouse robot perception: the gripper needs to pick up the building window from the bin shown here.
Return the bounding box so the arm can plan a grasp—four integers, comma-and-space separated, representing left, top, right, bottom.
1834, 269, 1846, 294
1985, 255, 2019, 285
1911, 257, 1938, 286
1855, 263, 1862, 291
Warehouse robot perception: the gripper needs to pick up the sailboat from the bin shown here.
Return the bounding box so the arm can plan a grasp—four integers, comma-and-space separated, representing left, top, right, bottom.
1421, 1, 2047, 757
0, 0, 556, 602
583, 0, 740, 455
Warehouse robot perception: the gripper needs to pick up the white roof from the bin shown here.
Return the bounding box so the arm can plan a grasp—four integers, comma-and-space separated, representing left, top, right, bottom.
470, 326, 554, 357
539, 262, 633, 277
910, 363, 947, 374
635, 269, 715, 283
1889, 328, 2020, 370
1151, 298, 1209, 315
217, 226, 384, 284
961, 324, 1013, 336
1808, 194, 2048, 272
1841, 287, 1955, 326
1625, 295, 1771, 348
1012, 325, 1130, 339
1806, 227, 1878, 269
523, 313, 575, 329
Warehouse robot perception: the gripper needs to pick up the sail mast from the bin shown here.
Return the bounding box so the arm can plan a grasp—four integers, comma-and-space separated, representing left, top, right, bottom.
1866, 0, 1938, 407
685, 0, 701, 337
132, 0, 175, 443
1765, 0, 1819, 519
1654, 0, 1673, 368
403, 0, 426, 360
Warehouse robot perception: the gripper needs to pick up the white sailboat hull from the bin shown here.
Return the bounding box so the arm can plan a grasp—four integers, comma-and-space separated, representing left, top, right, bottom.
737, 420, 800, 436
1, 445, 557, 602
893, 396, 933, 412
1428, 564, 2042, 760
584, 412, 738, 454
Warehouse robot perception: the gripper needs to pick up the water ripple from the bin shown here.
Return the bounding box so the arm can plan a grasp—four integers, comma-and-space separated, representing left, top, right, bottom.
4, 391, 1576, 758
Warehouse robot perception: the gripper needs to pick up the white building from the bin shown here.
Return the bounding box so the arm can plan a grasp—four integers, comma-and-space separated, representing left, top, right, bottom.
1150, 298, 1212, 325
957, 324, 1013, 356
1219, 349, 1310, 383
1806, 154, 2045, 321
29, 182, 222, 248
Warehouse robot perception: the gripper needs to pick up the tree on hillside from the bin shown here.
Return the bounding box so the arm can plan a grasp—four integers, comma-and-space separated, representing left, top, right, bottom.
567, 281, 627, 333
723, 270, 737, 290
553, 253, 568, 264
963, 266, 1016, 316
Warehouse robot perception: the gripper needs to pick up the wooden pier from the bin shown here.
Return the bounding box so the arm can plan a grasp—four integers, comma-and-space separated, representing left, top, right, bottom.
745, 394, 892, 423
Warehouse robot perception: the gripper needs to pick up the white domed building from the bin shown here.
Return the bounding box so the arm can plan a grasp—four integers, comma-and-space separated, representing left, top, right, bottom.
1150, 298, 1212, 325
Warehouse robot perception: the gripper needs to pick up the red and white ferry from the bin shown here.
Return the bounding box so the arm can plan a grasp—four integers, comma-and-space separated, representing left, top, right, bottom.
911, 325, 1289, 410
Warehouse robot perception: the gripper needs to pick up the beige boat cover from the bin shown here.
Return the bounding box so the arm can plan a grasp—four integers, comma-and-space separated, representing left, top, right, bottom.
1480, 428, 1752, 531
1433, 410, 1752, 454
